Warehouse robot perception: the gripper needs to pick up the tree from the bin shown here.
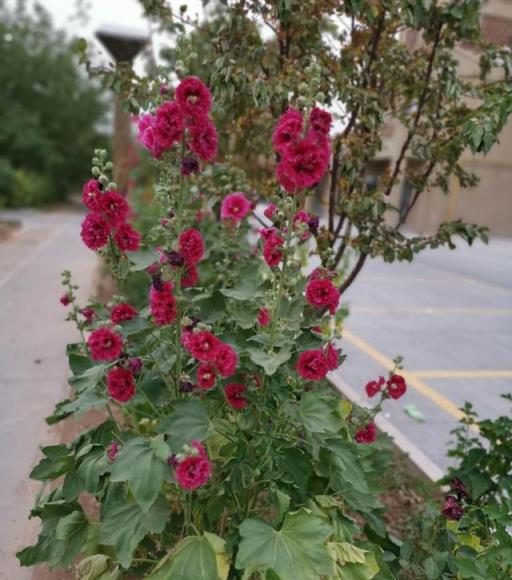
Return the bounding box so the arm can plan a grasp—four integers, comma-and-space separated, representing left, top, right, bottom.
0, 0, 107, 206
132, 0, 512, 291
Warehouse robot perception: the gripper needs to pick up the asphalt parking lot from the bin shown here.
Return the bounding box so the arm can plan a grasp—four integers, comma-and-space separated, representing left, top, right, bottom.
332, 238, 512, 473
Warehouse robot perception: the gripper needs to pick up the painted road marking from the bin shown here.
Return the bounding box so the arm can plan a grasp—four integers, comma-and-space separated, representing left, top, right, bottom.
351, 306, 512, 316
343, 328, 479, 432
412, 370, 512, 379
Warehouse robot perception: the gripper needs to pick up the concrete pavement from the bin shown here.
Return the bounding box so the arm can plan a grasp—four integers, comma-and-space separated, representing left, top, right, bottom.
0, 207, 98, 579
331, 238, 512, 473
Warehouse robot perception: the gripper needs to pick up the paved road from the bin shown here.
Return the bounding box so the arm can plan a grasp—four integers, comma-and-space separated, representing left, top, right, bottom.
331, 238, 512, 473
0, 208, 98, 579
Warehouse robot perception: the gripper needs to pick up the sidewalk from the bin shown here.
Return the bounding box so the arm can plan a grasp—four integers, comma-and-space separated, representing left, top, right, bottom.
0, 207, 98, 579
330, 238, 512, 475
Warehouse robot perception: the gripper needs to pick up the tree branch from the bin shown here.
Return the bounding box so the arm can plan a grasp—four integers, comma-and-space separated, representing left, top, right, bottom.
339, 253, 368, 294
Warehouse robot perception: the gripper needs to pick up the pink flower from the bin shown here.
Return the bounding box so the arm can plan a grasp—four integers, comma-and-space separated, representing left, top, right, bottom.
128, 357, 143, 375
114, 223, 141, 252
181, 264, 199, 288
81, 307, 95, 324
272, 108, 303, 153
324, 342, 340, 371
185, 330, 221, 361
296, 349, 329, 381
87, 327, 123, 361
153, 101, 184, 153
293, 209, 312, 240
264, 204, 277, 220
82, 179, 102, 211
263, 231, 284, 268
276, 134, 330, 193
197, 363, 216, 390
179, 228, 205, 265
225, 383, 248, 409
60, 293, 71, 306
365, 376, 385, 398
189, 116, 218, 162
175, 440, 212, 490
214, 344, 238, 377
111, 303, 138, 324
98, 191, 129, 228
386, 374, 407, 399
107, 441, 119, 461
107, 367, 136, 403
442, 496, 464, 521
355, 422, 376, 444
176, 76, 212, 118
221, 192, 252, 223
310, 107, 332, 135
257, 308, 271, 327
305, 278, 340, 315
150, 282, 177, 326
81, 213, 111, 251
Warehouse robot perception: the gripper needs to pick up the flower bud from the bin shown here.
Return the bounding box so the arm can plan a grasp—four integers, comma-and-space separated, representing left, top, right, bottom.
91, 167, 101, 177
105, 161, 113, 171
298, 82, 309, 95
92, 157, 101, 166
99, 175, 109, 186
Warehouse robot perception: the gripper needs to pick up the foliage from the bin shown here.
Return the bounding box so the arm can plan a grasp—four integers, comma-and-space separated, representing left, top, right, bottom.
0, 0, 106, 207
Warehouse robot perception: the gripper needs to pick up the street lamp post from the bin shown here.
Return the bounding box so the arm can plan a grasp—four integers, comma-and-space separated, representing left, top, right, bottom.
95, 25, 148, 194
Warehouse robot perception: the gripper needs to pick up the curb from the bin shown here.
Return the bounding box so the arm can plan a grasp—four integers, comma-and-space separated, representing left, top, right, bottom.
328, 371, 445, 483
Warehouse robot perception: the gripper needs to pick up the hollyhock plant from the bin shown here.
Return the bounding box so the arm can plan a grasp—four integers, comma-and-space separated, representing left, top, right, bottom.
60, 293, 71, 306
80, 213, 111, 250
176, 76, 212, 118
114, 223, 141, 252
365, 376, 385, 398
305, 278, 340, 315
81, 307, 95, 324
214, 343, 238, 377
82, 179, 102, 211
324, 342, 340, 371
128, 357, 143, 375
257, 307, 271, 327
98, 190, 129, 228
87, 327, 123, 361
197, 363, 216, 390
355, 422, 377, 444
225, 383, 248, 409
153, 101, 184, 152
106, 367, 136, 403
221, 192, 252, 223
387, 374, 407, 399
179, 228, 205, 265
174, 441, 212, 490
189, 116, 218, 162
185, 330, 221, 361
150, 282, 177, 326
272, 107, 303, 153
111, 303, 138, 324
181, 264, 199, 287
296, 349, 329, 381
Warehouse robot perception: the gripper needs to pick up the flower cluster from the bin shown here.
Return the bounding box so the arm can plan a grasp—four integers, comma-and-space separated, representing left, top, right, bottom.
150, 281, 177, 326
365, 374, 407, 400
183, 330, 238, 384
296, 343, 340, 381
305, 270, 340, 315
273, 107, 332, 193
80, 181, 141, 253
173, 440, 212, 490
137, 76, 217, 163
260, 227, 284, 268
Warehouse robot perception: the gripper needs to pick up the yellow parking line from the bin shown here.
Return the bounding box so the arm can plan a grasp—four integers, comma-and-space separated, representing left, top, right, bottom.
413, 370, 512, 379
343, 329, 478, 431
351, 307, 512, 316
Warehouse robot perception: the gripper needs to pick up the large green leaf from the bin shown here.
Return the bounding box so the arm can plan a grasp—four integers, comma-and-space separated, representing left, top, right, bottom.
68, 364, 107, 392
30, 445, 74, 481
220, 266, 262, 301
100, 487, 169, 568
47, 388, 106, 425
110, 436, 169, 511
299, 393, 344, 434
246, 347, 291, 376
157, 400, 212, 452
126, 248, 159, 271
328, 545, 380, 580
236, 508, 333, 579
76, 446, 111, 494
147, 535, 221, 580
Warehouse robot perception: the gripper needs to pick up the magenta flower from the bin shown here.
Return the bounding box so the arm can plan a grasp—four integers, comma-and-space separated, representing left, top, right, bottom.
221, 192, 252, 223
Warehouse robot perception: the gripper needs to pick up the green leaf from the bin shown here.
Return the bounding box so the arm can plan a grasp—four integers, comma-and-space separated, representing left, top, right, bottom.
30, 445, 74, 481
69, 364, 107, 392
220, 266, 262, 300
100, 488, 169, 568
231, 302, 259, 329
300, 393, 344, 433
327, 542, 367, 565
55, 510, 89, 558
110, 436, 169, 511
76, 554, 118, 580
329, 550, 380, 579
76, 447, 110, 494
47, 388, 106, 425
424, 556, 440, 579
147, 535, 220, 580
157, 400, 212, 452
236, 509, 333, 579
126, 248, 159, 271
247, 347, 291, 376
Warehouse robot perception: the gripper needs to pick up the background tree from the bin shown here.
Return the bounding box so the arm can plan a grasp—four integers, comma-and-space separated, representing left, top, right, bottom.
134, 0, 512, 292
0, 0, 107, 206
